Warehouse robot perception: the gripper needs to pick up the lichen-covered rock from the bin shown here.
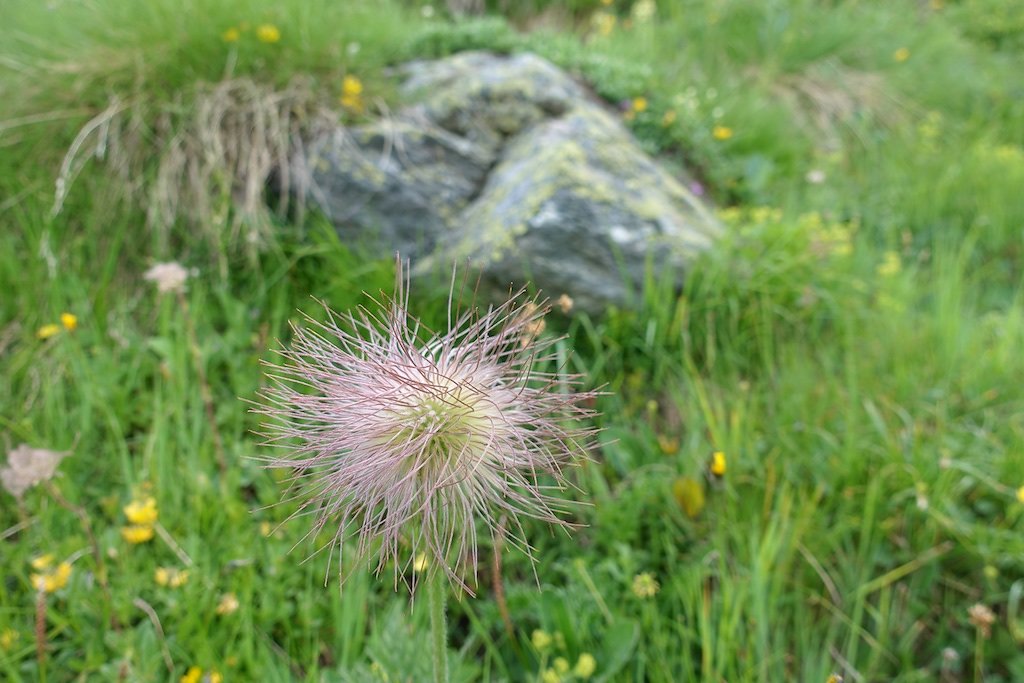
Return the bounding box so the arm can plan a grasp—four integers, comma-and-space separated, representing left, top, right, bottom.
302, 117, 493, 258
401, 51, 583, 153
297, 51, 719, 313
446, 105, 718, 312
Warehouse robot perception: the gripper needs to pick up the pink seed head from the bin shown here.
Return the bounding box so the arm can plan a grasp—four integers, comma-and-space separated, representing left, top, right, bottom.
255, 258, 599, 594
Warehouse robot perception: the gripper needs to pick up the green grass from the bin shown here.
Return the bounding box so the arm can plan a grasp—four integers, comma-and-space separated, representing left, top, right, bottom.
3, 0, 1024, 681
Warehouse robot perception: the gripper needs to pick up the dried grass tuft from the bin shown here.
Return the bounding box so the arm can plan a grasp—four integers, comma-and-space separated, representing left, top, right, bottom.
53, 77, 339, 255
770, 59, 910, 149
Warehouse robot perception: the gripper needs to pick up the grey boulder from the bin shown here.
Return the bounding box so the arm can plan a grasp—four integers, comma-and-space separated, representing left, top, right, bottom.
297, 51, 719, 313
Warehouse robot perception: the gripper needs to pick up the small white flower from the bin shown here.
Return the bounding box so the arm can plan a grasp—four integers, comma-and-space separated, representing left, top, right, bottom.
143, 262, 190, 294
806, 169, 827, 184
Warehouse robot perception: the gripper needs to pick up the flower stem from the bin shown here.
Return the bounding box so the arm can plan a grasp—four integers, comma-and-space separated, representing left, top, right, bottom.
427, 570, 450, 683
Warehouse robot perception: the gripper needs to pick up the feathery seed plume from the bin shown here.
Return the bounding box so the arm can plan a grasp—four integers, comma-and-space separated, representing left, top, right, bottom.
257, 258, 598, 593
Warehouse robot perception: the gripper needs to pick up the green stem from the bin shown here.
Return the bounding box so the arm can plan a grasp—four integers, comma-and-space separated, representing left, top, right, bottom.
974, 627, 984, 683
427, 570, 450, 683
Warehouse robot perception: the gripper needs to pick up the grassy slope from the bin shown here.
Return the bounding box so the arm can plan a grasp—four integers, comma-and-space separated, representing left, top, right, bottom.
2, 0, 1024, 681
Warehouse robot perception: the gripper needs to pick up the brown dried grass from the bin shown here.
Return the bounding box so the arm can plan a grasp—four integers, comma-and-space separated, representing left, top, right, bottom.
769, 58, 910, 150
52, 76, 339, 256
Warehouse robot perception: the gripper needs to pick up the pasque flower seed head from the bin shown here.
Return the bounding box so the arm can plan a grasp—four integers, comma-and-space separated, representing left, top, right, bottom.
257, 259, 598, 593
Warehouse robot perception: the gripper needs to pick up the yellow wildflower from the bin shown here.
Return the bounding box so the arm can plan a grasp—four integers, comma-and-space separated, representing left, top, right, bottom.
712, 125, 733, 141
826, 675, 844, 683
340, 75, 366, 114
121, 525, 155, 544
216, 593, 240, 615
342, 75, 364, 97
256, 24, 281, 44
60, 313, 77, 331
180, 669, 223, 683
876, 251, 902, 277
155, 567, 190, 588
413, 553, 429, 572
710, 451, 726, 476
553, 657, 570, 674
661, 109, 677, 126
31, 554, 54, 570
1016, 485, 1024, 504
632, 572, 659, 599
222, 27, 240, 43
574, 653, 597, 679
893, 47, 910, 63
632, 97, 648, 113
50, 563, 73, 589
31, 561, 72, 593
531, 629, 553, 651
592, 11, 617, 37
541, 669, 561, 683
37, 324, 61, 340
0, 628, 18, 651
124, 497, 158, 525
260, 520, 273, 537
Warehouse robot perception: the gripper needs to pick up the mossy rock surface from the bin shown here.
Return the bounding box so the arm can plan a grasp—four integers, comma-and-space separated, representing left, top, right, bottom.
298, 51, 719, 313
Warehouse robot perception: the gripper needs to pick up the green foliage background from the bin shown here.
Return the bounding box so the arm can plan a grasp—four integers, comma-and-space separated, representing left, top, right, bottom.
2, 0, 1023, 681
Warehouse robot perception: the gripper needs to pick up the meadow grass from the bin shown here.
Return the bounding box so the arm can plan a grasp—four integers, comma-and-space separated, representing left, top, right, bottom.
2, 0, 1024, 681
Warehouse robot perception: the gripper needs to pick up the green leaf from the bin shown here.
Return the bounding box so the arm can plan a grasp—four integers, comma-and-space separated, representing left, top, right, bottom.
595, 618, 640, 683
